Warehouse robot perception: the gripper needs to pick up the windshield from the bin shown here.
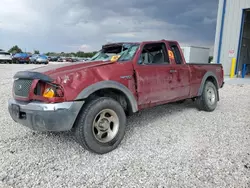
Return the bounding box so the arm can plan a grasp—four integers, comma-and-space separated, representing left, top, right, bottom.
118, 45, 139, 61
90, 43, 139, 61
90, 51, 111, 61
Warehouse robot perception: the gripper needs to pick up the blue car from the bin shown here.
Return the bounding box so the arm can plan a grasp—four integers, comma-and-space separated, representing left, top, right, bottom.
12, 53, 30, 64
35, 55, 49, 64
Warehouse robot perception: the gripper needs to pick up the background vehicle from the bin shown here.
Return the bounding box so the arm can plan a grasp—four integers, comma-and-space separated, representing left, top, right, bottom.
35, 55, 49, 64
0, 51, 12, 64
72, 57, 79, 62
57, 57, 66, 62
8, 40, 224, 155
12, 53, 30, 64
29, 54, 39, 63
49, 56, 60, 62
77, 58, 87, 62
65, 57, 73, 62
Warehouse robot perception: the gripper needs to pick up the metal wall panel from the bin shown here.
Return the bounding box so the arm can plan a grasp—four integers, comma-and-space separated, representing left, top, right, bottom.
213, 0, 250, 75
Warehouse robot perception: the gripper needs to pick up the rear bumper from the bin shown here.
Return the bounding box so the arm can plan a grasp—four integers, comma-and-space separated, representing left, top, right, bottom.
8, 99, 84, 132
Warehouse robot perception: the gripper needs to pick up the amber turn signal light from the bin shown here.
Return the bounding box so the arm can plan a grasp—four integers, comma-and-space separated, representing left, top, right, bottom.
43, 88, 55, 98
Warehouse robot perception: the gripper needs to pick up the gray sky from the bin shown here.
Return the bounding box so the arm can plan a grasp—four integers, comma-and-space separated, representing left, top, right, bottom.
0, 0, 218, 53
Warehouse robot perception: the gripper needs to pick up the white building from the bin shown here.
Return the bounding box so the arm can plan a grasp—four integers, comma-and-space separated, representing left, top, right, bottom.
213, 0, 250, 75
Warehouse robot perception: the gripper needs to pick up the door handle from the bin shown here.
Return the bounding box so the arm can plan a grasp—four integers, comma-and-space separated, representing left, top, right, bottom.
169, 69, 177, 73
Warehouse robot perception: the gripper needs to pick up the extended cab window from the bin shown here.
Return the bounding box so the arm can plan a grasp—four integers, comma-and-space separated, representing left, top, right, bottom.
170, 43, 183, 65
138, 43, 169, 65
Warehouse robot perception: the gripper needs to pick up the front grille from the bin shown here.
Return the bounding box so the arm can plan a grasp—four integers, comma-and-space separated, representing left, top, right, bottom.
14, 79, 33, 97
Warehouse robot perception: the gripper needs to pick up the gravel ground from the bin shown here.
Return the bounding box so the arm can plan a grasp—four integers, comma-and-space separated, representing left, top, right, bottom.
0, 64, 250, 188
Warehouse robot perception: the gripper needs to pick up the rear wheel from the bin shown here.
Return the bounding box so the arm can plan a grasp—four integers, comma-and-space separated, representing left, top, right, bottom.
196, 81, 218, 112
73, 97, 127, 154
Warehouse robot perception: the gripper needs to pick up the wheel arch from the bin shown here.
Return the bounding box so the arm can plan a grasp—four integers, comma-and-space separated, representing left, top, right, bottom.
75, 80, 138, 113
198, 72, 220, 100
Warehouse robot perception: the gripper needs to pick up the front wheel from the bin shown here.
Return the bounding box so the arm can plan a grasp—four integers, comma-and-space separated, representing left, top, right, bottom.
196, 81, 218, 112
73, 97, 127, 154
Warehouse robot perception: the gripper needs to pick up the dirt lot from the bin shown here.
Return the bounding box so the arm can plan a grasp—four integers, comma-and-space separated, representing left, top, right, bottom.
0, 64, 249, 188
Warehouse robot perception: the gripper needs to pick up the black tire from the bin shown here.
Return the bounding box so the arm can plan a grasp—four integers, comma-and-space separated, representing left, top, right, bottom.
73, 97, 127, 154
196, 81, 218, 112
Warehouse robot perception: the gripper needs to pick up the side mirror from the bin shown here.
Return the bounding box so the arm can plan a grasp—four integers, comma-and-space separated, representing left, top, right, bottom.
110, 55, 120, 63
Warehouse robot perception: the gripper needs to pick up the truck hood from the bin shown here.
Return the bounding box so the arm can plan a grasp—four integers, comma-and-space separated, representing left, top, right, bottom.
30, 60, 112, 79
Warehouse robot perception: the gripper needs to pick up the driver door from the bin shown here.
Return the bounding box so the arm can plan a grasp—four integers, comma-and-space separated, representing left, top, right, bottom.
133, 42, 177, 107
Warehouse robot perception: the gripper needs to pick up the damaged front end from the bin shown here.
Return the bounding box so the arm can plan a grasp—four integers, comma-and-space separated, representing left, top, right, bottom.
13, 71, 65, 103
8, 71, 84, 132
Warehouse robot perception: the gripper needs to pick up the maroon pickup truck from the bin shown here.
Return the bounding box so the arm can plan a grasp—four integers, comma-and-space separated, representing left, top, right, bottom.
8, 40, 224, 154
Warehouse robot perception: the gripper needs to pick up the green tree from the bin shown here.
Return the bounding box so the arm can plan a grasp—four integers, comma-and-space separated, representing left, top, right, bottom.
8, 45, 22, 54
45, 52, 56, 56
44, 51, 97, 58
34, 50, 40, 54
76, 51, 85, 57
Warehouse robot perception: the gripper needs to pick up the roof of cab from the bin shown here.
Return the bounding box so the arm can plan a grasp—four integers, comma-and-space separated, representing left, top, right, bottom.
101, 40, 179, 49
102, 42, 139, 48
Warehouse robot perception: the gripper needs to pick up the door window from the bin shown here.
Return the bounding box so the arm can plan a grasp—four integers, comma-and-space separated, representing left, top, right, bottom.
169, 43, 183, 65
138, 43, 170, 65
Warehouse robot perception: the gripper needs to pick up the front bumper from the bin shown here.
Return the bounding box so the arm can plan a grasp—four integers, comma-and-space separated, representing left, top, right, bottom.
8, 99, 84, 132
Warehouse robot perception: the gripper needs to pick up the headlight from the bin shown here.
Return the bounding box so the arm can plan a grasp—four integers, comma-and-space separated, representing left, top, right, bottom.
43, 88, 55, 98
35, 81, 64, 99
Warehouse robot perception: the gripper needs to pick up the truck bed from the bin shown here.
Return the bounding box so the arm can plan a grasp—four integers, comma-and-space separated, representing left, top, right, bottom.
188, 63, 224, 89
188, 63, 222, 66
